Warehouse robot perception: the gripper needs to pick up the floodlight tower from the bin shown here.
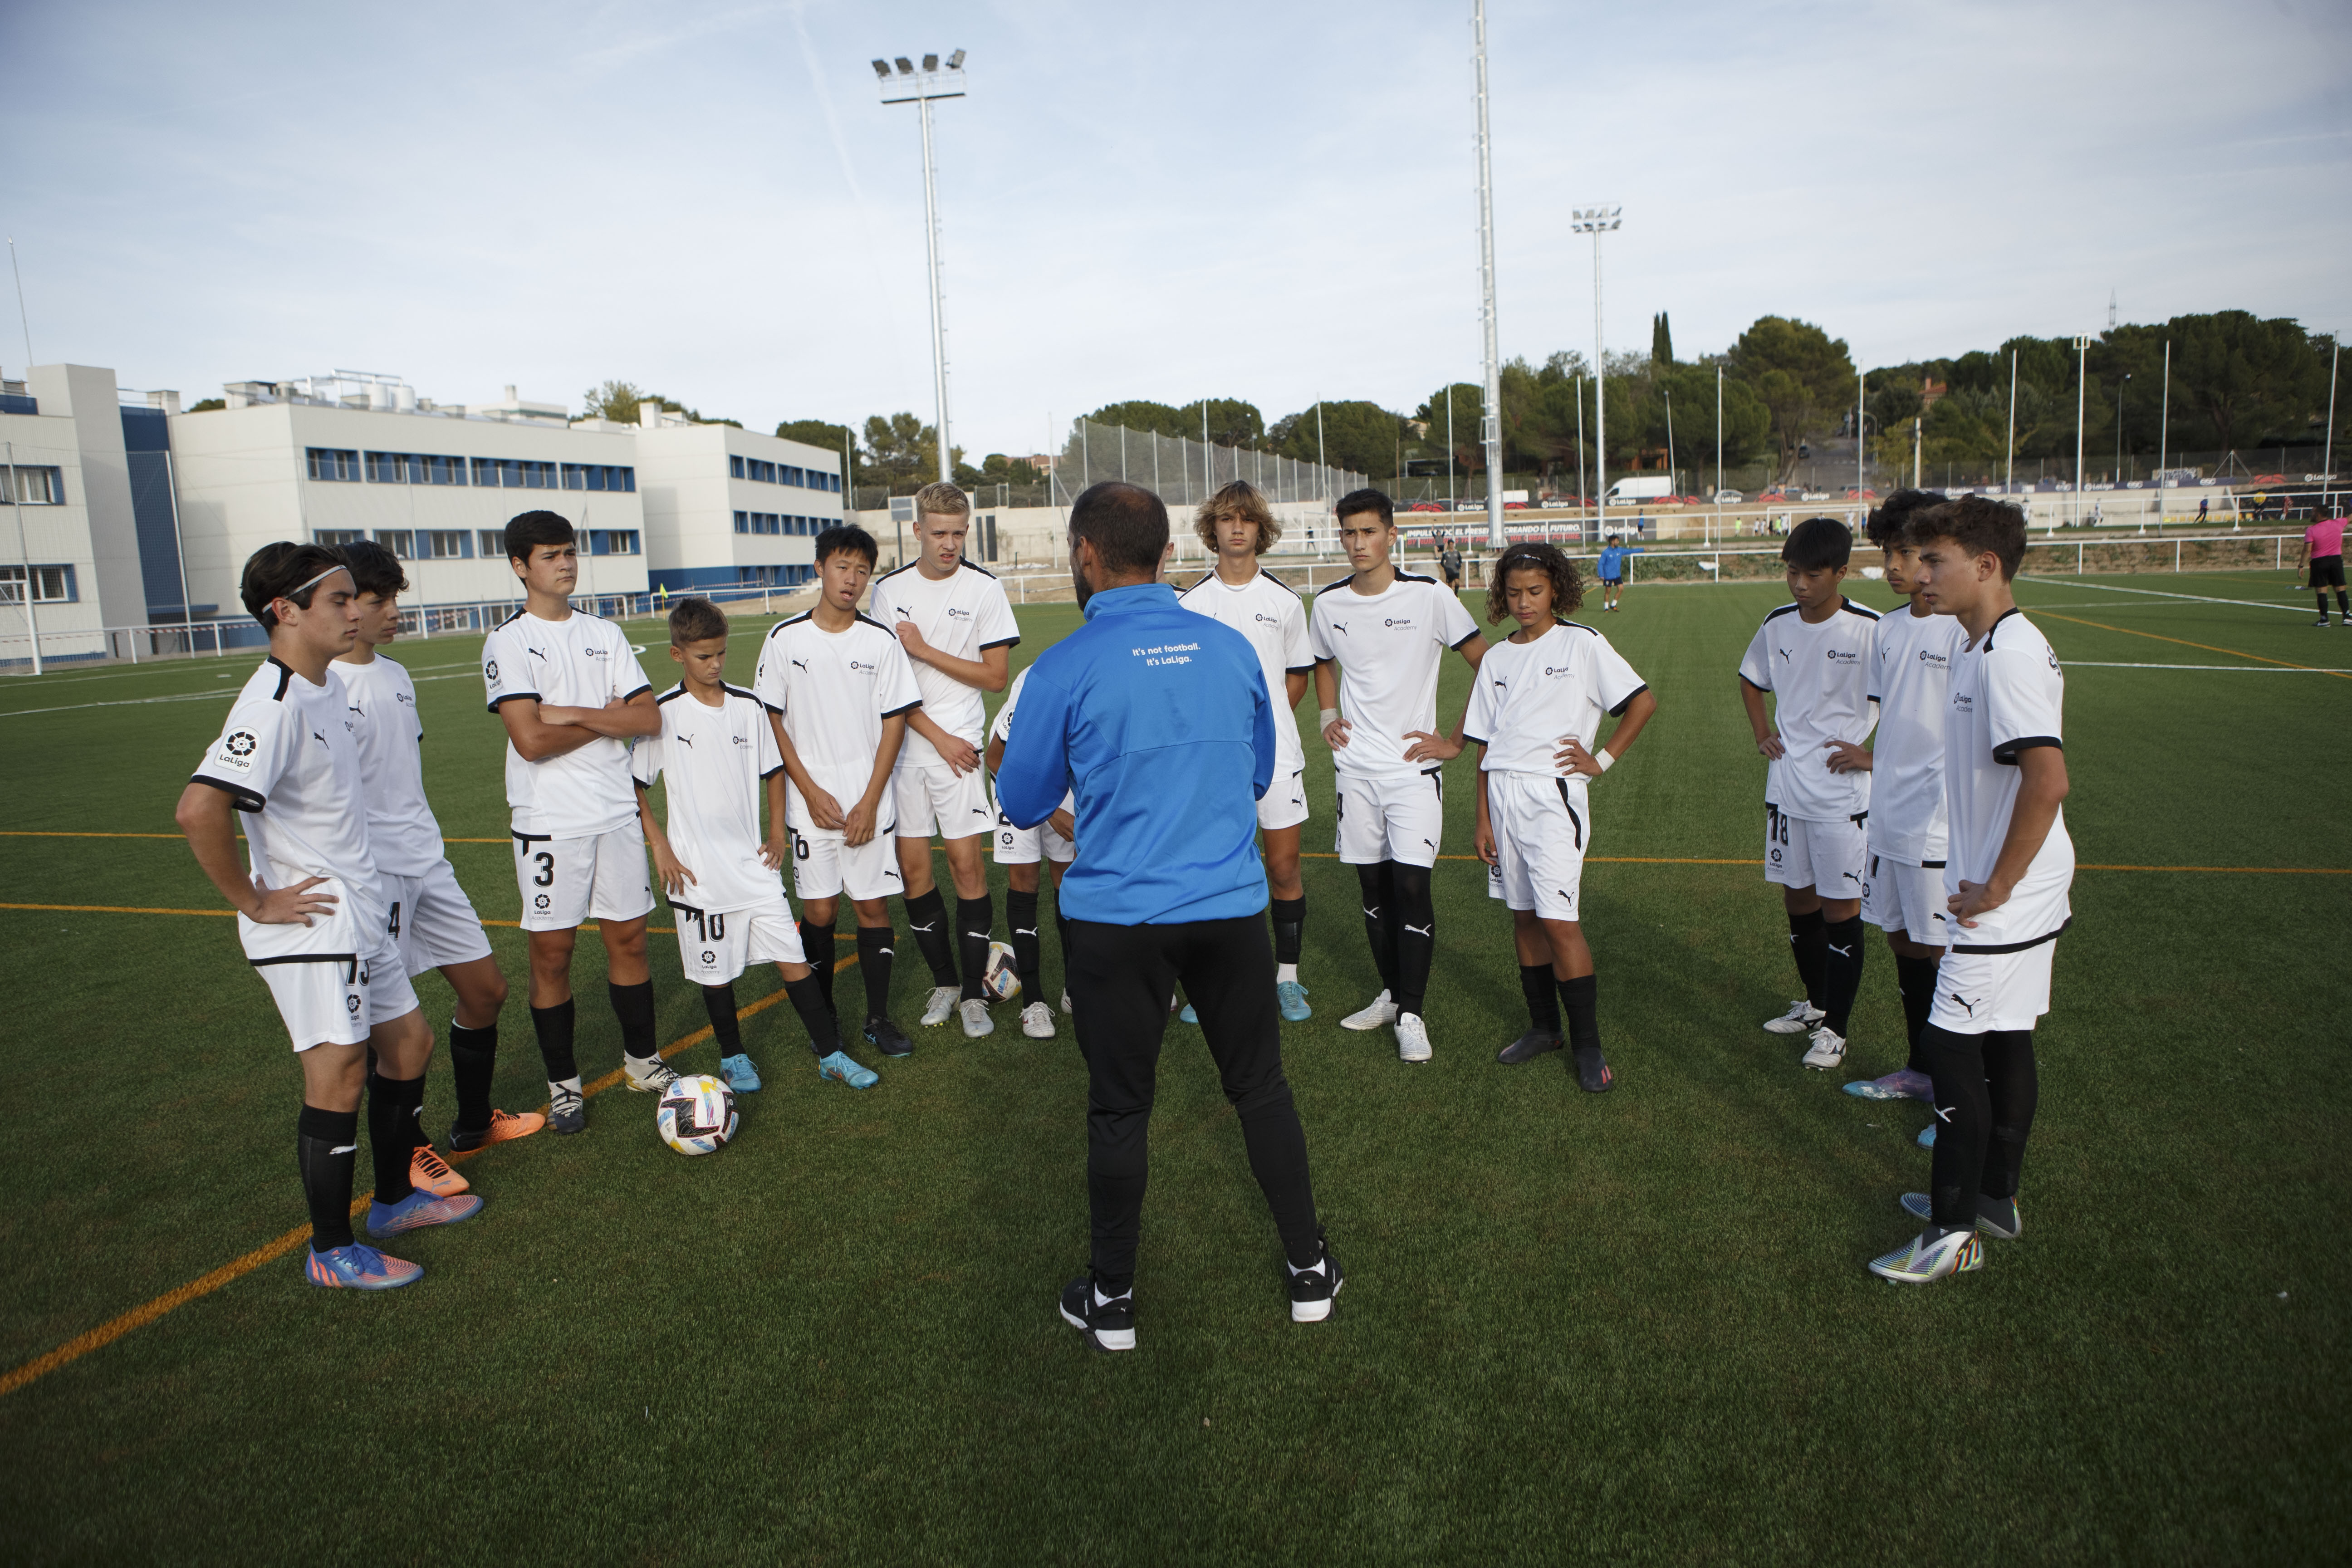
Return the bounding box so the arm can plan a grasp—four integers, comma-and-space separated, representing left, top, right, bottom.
1472, 0, 1505, 548
874, 50, 967, 485
1571, 206, 1622, 543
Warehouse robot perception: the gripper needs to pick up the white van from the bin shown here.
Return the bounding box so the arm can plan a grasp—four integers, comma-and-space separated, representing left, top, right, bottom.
1603, 476, 1676, 503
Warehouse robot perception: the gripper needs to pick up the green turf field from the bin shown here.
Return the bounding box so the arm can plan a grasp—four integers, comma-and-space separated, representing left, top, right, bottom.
1, 567, 2345, 1564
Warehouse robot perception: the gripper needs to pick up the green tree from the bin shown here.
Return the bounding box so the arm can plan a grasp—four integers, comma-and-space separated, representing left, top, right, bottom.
1727, 317, 1857, 471
774, 418, 852, 455
2163, 310, 2332, 453
1651, 312, 1674, 367
860, 412, 963, 490
581, 379, 738, 427
1083, 400, 1191, 440
1269, 400, 1404, 478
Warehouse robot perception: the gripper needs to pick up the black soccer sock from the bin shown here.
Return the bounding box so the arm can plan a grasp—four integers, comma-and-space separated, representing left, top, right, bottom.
1390, 862, 1436, 1019
1557, 972, 1600, 1054
799, 919, 837, 1014
365, 1071, 419, 1206
1355, 861, 1400, 996
529, 998, 578, 1084
701, 983, 743, 1054
1520, 963, 1561, 1035
903, 888, 957, 986
957, 894, 994, 1002
1894, 954, 1940, 1070
608, 979, 657, 1062
2338, 589, 2350, 617
1820, 914, 1867, 1037
856, 923, 896, 1022
1921, 1024, 1990, 1230
448, 1020, 497, 1137
297, 1105, 359, 1253
1787, 909, 1828, 1008
1271, 896, 1306, 967
2321, 591, 2332, 616
1007, 890, 1043, 1004
783, 971, 842, 1058
1979, 1028, 2040, 1202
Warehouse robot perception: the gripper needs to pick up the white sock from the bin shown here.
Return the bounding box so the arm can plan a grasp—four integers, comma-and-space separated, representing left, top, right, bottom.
550, 1074, 583, 1097
1093, 1283, 1129, 1306
1276, 962, 1298, 983
1286, 1252, 1325, 1277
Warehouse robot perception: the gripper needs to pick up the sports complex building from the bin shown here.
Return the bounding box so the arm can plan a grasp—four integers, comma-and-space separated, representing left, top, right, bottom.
0, 362, 845, 664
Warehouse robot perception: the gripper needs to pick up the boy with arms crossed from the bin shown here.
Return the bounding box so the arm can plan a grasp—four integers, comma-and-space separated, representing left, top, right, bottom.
334, 541, 541, 1189
482, 511, 672, 1135
1468, 544, 1657, 1090
1834, 493, 1969, 1107
871, 482, 1019, 1039
985, 665, 1077, 1038
1738, 517, 1882, 1072
1179, 481, 1318, 1022
756, 525, 924, 1061
1310, 488, 1488, 1063
1869, 496, 2072, 1284
176, 544, 480, 1292
637, 598, 875, 1091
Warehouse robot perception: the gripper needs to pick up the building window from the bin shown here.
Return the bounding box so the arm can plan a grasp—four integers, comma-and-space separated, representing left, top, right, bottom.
477, 529, 507, 559
754, 459, 778, 484
375, 530, 414, 559
560, 463, 636, 492
734, 510, 749, 534
784, 465, 803, 487
0, 466, 65, 504
521, 460, 554, 489
427, 454, 466, 485
588, 529, 638, 556
365, 451, 426, 483
314, 529, 365, 547
307, 448, 360, 482
424, 529, 472, 559
730, 455, 745, 480
0, 563, 76, 603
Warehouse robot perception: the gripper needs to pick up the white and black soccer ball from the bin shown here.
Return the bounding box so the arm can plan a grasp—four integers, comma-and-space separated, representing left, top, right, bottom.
657, 1073, 739, 1156
981, 939, 1022, 1003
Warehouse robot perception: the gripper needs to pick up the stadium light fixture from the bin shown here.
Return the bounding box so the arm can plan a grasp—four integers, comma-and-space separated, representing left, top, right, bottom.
875, 49, 970, 485
1570, 206, 1622, 543
872, 59, 890, 78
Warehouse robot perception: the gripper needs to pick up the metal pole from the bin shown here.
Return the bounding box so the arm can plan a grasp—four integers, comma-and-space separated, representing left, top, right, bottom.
1472, 0, 1505, 549
2073, 336, 2090, 526
6, 441, 41, 675
163, 448, 192, 651
1446, 385, 1455, 512
1574, 377, 1586, 525
1856, 370, 1865, 500
917, 93, 951, 485
2006, 349, 2018, 496
1715, 363, 1723, 501
2325, 340, 2339, 480
1592, 229, 1607, 544
2115, 374, 2128, 481
1315, 401, 1326, 501
1664, 387, 1676, 499
1202, 402, 1210, 500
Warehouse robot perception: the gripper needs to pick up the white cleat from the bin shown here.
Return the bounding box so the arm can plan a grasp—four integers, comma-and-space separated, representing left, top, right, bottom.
1763, 999, 1827, 1035
1060, 991, 1073, 1015
919, 985, 960, 1027
1341, 989, 1398, 1031
1867, 1227, 1984, 1284
960, 997, 995, 1039
1020, 1001, 1056, 1039
1394, 1011, 1432, 1063
1800, 1025, 1847, 1070
622, 1054, 681, 1093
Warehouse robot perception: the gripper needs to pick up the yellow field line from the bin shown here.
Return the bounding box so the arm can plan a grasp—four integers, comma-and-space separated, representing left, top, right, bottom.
0, 958, 849, 1400
2034, 609, 2352, 680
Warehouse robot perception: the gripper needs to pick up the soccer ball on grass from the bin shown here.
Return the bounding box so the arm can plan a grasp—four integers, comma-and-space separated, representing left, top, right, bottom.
657, 1073, 739, 1156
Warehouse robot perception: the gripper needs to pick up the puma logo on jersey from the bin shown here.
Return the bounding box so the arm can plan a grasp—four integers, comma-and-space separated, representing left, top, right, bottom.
1778, 647, 1791, 663
676, 734, 695, 748
526, 647, 548, 660
1330, 622, 1349, 635
312, 730, 328, 744
792, 658, 809, 673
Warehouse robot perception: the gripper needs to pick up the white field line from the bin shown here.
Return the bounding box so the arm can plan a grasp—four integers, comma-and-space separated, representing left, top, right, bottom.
0, 654, 484, 692
2018, 578, 2312, 613
2063, 661, 2352, 672
0, 668, 478, 720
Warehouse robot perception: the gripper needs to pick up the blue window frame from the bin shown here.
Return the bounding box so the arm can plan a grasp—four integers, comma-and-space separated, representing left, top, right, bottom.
314, 529, 365, 547
588, 529, 639, 556
730, 455, 745, 480
307, 448, 360, 482
734, 510, 749, 534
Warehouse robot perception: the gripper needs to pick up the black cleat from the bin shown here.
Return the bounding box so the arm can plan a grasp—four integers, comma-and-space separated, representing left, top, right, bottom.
1573, 1045, 1614, 1093
546, 1083, 587, 1134
1497, 1029, 1563, 1065
864, 1017, 913, 1058
1289, 1227, 1344, 1323
1058, 1272, 1136, 1352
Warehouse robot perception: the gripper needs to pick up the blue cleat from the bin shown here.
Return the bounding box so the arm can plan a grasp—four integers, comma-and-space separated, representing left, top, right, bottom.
1917, 1122, 1936, 1149
366, 1189, 485, 1239
1846, 1068, 1932, 1102
1178, 1003, 1198, 1024
720, 1053, 763, 1093
304, 1242, 423, 1290
817, 1049, 878, 1089
1277, 980, 1312, 1022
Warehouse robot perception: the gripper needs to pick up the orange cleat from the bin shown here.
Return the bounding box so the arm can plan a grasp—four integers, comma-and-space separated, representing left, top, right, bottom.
448, 1107, 546, 1153
409, 1143, 470, 1198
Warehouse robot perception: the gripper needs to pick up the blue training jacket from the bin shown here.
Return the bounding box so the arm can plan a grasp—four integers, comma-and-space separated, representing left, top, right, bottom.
995, 581, 1275, 925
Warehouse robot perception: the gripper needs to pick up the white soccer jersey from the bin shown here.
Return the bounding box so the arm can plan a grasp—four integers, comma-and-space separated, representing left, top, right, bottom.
632, 684, 789, 913
482, 608, 655, 838
754, 611, 925, 833
1737, 598, 1882, 822
190, 657, 383, 929
870, 559, 1020, 767
1179, 568, 1314, 773
988, 666, 1076, 814
1866, 604, 1967, 864
333, 653, 443, 877
1943, 610, 2073, 943
1463, 621, 1647, 779
1307, 571, 1481, 780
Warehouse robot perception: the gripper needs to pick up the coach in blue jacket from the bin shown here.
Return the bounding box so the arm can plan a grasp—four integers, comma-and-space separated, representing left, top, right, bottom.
998, 482, 1336, 1352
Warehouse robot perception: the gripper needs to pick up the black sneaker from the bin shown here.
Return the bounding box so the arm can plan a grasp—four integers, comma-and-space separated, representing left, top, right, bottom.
546, 1083, 586, 1134
1573, 1044, 1614, 1093
2319, 617, 2333, 628
1058, 1272, 1136, 1352
1288, 1228, 1344, 1323
864, 1017, 913, 1058
1497, 1029, 1562, 1065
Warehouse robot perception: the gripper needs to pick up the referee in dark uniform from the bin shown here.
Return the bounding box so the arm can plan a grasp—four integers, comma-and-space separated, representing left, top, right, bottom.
997, 482, 1338, 1353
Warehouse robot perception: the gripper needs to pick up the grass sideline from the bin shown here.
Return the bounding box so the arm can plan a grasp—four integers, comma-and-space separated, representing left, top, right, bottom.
0, 568, 2344, 1563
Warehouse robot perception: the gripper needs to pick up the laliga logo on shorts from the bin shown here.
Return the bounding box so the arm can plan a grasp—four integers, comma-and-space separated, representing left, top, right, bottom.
702, 950, 716, 965
534, 893, 552, 910
347, 995, 361, 1014
1770, 847, 1784, 863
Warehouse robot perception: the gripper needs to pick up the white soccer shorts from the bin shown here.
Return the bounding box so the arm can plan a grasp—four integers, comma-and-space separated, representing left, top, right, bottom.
791, 825, 905, 904
381, 860, 495, 977
513, 822, 657, 932
1483, 771, 1589, 923
1862, 849, 1945, 941
241, 883, 420, 1052
1257, 769, 1309, 833
670, 892, 804, 987
893, 761, 994, 842
992, 802, 1075, 867
1335, 768, 1446, 868
1928, 939, 2059, 1034
1764, 804, 1868, 898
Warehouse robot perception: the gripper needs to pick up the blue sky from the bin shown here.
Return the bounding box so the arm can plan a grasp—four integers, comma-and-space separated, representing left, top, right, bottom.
6, 0, 2347, 456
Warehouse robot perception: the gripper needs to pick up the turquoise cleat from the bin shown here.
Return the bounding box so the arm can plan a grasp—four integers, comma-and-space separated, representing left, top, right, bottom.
720, 1053, 763, 1093
304, 1242, 424, 1290
1277, 980, 1312, 1022
1917, 1122, 1936, 1148
817, 1049, 879, 1089
366, 1189, 485, 1240
1178, 1003, 1198, 1024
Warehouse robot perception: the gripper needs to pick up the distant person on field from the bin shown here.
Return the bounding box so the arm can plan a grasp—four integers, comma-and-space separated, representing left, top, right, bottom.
2297, 508, 2348, 627
1596, 532, 1644, 612
1440, 537, 1465, 591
